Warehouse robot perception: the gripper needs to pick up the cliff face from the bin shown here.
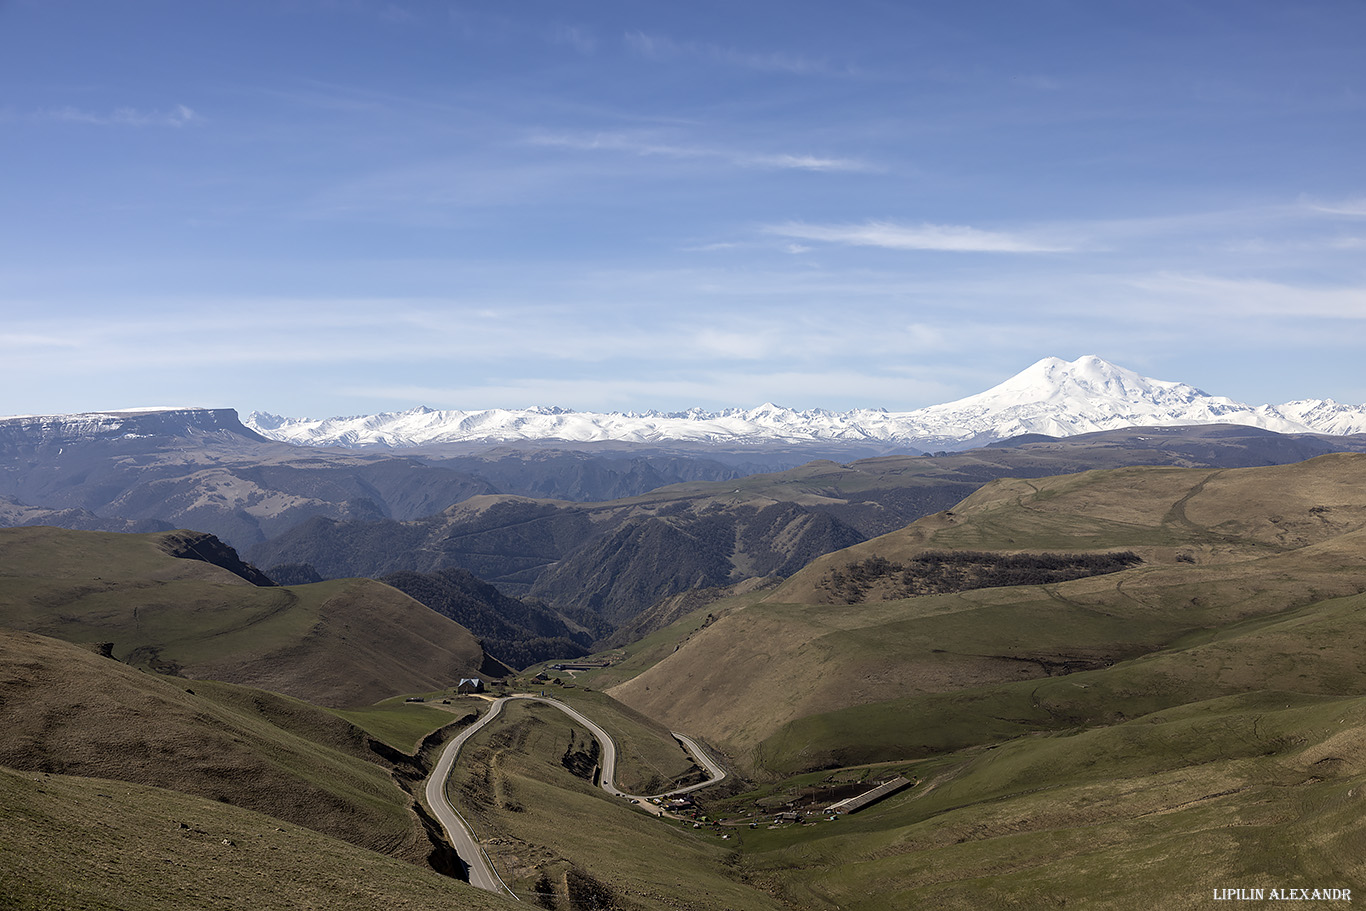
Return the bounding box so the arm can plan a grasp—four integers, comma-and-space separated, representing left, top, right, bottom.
0, 407, 271, 448
157, 529, 277, 586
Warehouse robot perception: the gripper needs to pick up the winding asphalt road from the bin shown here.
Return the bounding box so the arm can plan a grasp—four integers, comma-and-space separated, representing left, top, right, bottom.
666, 732, 727, 796
423, 695, 726, 897
423, 697, 514, 894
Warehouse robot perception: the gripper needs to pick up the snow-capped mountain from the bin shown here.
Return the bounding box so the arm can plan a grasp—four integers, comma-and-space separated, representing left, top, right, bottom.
243, 356, 1366, 451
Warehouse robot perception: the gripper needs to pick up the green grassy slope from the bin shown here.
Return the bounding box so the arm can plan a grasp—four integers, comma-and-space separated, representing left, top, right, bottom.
733, 691, 1366, 910
0, 526, 489, 707
756, 582, 1366, 774
333, 695, 469, 753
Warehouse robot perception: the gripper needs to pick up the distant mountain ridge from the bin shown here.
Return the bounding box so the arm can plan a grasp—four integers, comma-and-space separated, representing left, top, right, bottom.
243, 356, 1366, 451
0, 407, 762, 551
0, 406, 271, 446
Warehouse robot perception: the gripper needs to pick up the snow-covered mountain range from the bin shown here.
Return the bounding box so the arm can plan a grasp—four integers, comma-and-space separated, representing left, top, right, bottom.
243, 356, 1366, 451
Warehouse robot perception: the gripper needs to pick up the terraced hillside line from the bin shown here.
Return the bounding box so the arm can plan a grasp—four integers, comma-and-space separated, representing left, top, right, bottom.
425, 695, 728, 896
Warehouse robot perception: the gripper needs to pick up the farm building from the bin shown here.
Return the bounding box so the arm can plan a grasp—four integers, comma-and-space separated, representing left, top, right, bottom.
826, 776, 913, 815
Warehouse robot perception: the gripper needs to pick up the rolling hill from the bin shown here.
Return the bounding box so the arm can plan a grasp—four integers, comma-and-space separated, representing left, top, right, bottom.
730, 686, 1366, 909
0, 526, 495, 707
0, 766, 515, 911
0, 528, 526, 904
606, 453, 1366, 774
0, 626, 525, 909
551, 452, 1366, 906
0, 628, 446, 866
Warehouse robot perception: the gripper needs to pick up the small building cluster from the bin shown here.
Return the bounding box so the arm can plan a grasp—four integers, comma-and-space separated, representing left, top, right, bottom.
661, 795, 696, 812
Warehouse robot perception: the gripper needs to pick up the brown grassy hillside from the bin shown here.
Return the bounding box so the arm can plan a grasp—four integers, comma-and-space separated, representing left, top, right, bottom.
0, 526, 489, 707
0, 627, 447, 866
0, 766, 516, 911
608, 454, 1366, 773
775, 454, 1366, 605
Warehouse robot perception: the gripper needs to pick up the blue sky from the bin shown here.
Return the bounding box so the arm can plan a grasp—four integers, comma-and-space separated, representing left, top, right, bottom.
3, 0, 1364, 417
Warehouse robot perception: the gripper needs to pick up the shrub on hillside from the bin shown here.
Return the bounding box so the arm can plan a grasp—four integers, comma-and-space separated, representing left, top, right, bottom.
823, 550, 1143, 604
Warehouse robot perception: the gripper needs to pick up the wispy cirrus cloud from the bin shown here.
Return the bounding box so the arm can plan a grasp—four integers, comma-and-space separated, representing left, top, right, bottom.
529, 131, 870, 172
1299, 196, 1366, 218
624, 30, 842, 76
748, 153, 868, 172
765, 220, 1072, 253
39, 104, 200, 127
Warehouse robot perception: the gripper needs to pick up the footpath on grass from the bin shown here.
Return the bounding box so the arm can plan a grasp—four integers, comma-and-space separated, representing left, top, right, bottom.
424, 694, 727, 898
